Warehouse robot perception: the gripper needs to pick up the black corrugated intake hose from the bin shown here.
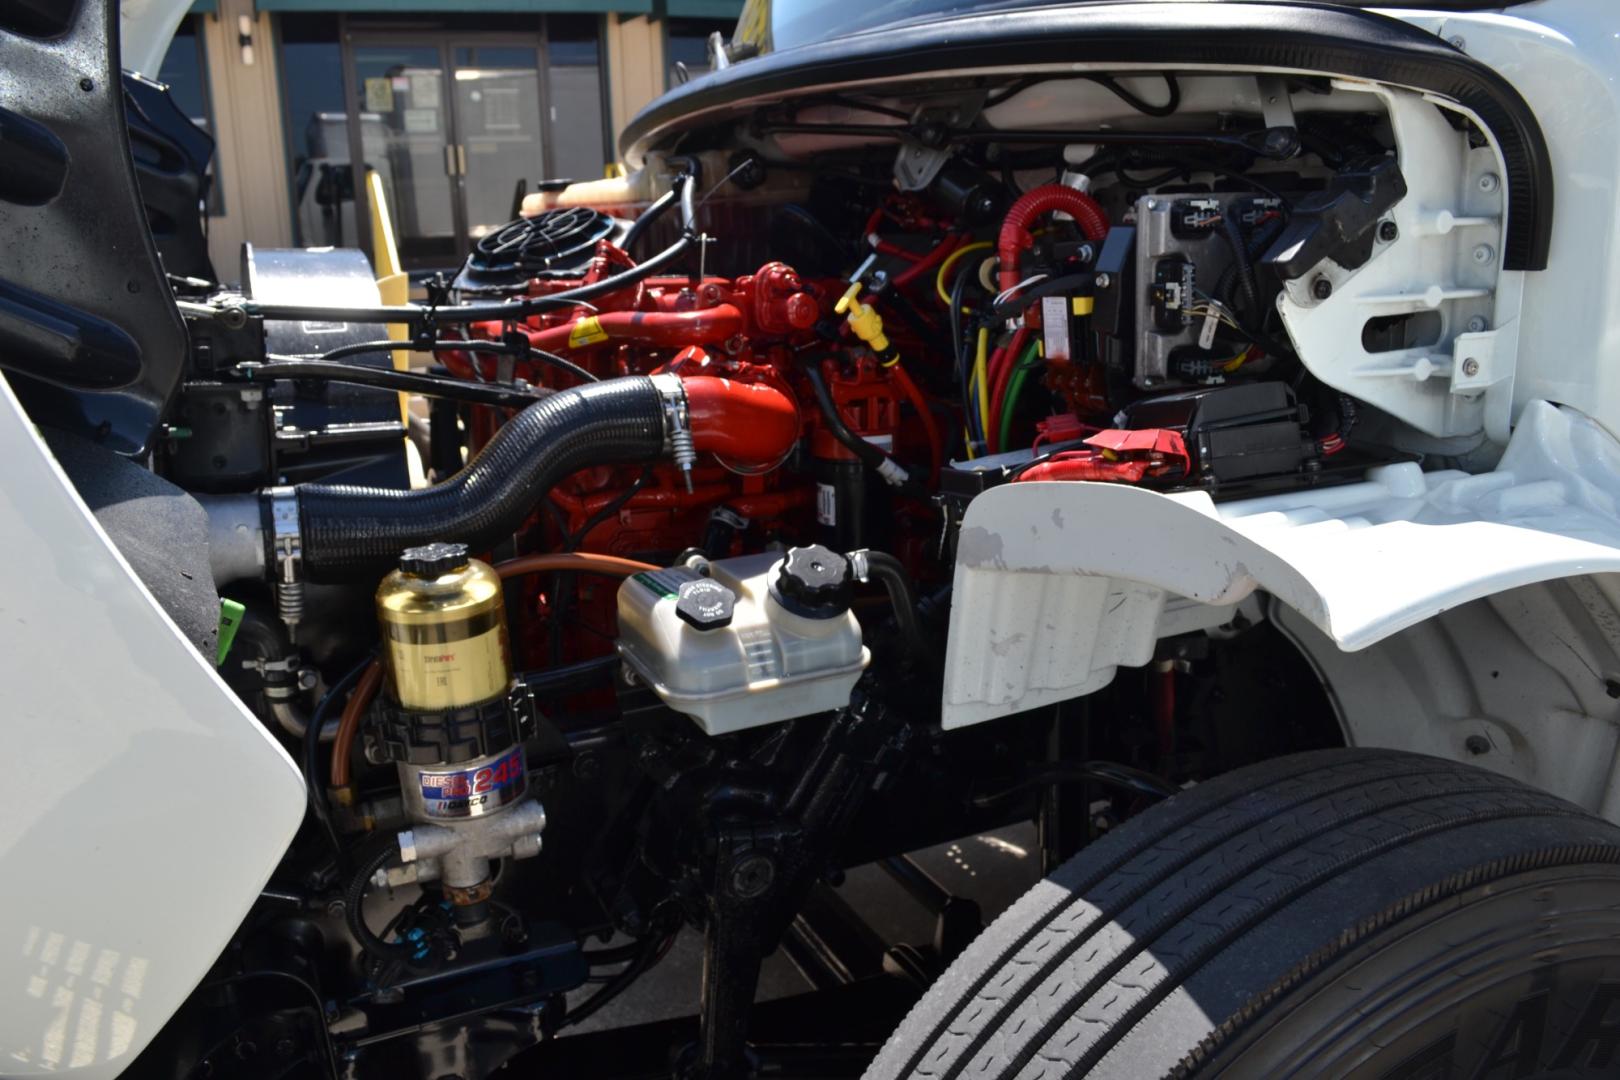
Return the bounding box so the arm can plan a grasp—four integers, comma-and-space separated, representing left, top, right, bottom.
296, 376, 668, 580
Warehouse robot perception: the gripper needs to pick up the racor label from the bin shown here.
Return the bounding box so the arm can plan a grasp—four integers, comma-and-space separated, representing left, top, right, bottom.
417, 745, 527, 819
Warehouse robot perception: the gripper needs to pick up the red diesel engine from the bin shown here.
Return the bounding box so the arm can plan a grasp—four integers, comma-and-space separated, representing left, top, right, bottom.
436, 208, 941, 670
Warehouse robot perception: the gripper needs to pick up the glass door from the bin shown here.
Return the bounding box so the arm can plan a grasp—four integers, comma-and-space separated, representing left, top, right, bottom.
348, 38, 462, 267
448, 43, 548, 243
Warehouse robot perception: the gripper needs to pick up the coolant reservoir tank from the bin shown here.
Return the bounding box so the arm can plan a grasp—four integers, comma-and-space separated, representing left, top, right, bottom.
615, 546, 870, 735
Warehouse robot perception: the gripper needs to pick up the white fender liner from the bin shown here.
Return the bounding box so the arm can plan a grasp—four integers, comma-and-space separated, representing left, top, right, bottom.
943, 400, 1620, 728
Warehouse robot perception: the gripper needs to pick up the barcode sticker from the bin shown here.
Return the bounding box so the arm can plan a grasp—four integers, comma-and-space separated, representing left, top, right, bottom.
816, 483, 837, 525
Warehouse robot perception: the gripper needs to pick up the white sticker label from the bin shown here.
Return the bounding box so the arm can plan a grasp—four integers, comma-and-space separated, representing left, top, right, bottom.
1197, 309, 1219, 350
1041, 295, 1071, 362
816, 483, 837, 526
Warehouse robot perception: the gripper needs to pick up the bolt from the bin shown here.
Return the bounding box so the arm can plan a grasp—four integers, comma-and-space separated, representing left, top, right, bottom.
1094, 273, 1111, 289
1378, 220, 1399, 243
1144, 198, 1158, 211
1472, 243, 1496, 265
1311, 277, 1333, 301
1477, 173, 1500, 194
125, 279, 141, 294
729, 853, 776, 899
572, 751, 601, 780
1465, 734, 1490, 755
1263, 128, 1297, 157
326, 899, 346, 918
78, 76, 94, 92
1466, 315, 1489, 334
1461, 357, 1480, 377
1448, 34, 1467, 51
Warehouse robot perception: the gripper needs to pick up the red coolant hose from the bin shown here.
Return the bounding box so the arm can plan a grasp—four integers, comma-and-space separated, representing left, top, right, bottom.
682, 375, 802, 472
890, 362, 942, 484
997, 185, 1109, 292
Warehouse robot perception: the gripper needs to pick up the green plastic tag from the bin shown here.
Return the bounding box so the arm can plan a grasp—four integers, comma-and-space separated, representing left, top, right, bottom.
217, 598, 245, 667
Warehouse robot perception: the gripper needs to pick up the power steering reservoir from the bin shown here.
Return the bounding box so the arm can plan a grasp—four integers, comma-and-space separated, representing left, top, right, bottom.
615, 545, 870, 735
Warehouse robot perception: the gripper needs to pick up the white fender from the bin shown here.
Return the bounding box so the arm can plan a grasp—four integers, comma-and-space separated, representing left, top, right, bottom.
944, 399, 1620, 727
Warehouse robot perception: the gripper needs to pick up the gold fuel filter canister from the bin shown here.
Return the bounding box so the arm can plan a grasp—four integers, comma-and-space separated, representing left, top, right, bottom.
376, 542, 511, 711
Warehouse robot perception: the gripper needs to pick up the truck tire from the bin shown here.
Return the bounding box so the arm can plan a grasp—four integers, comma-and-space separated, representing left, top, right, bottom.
866, 748, 1620, 1079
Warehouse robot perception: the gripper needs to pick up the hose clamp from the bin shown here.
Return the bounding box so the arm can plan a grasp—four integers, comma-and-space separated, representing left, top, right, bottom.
650, 373, 696, 493
267, 486, 304, 632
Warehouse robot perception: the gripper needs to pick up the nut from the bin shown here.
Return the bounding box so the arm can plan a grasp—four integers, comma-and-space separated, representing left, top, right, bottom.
728, 853, 776, 899
1377, 220, 1399, 243
1311, 277, 1333, 301
1461, 357, 1481, 377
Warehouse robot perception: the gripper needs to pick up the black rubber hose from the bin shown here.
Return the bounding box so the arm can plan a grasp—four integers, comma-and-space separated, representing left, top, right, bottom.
1222, 209, 1261, 323
858, 549, 927, 662
344, 835, 412, 966
307, 338, 599, 383
801, 362, 887, 472
241, 360, 552, 410
297, 376, 667, 580
620, 185, 678, 256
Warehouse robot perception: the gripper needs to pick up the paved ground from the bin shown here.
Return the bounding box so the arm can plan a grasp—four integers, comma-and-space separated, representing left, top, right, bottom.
564, 823, 1042, 1035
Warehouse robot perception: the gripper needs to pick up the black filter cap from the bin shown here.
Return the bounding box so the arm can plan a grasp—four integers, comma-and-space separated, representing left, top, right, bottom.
400, 542, 471, 577
773, 544, 853, 618
675, 578, 736, 631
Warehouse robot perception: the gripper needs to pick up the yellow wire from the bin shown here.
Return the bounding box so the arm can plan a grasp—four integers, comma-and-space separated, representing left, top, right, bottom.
936, 241, 995, 306
974, 327, 991, 441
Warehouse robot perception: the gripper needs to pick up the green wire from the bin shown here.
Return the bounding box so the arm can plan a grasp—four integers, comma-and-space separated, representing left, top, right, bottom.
998, 339, 1043, 453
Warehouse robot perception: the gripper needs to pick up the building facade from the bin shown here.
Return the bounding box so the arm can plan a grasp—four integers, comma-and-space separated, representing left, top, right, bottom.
151, 0, 735, 274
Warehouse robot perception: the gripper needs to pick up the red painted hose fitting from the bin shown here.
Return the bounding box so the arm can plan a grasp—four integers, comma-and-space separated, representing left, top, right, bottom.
997, 185, 1109, 292
681, 375, 801, 471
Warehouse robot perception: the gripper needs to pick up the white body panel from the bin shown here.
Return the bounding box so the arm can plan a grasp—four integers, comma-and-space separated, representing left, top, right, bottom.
1388, 2, 1620, 445
943, 399, 1620, 728
117, 0, 195, 81
0, 374, 307, 1077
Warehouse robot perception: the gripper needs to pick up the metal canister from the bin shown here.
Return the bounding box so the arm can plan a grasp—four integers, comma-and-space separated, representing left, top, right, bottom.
376, 542, 510, 711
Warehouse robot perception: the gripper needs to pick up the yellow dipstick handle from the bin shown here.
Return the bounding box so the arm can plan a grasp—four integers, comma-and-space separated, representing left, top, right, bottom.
835, 282, 892, 355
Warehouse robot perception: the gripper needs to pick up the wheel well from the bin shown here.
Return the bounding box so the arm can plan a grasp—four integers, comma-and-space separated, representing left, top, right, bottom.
1267, 574, 1620, 818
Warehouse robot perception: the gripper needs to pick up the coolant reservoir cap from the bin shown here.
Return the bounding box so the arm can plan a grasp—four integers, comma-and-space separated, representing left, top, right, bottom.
675, 578, 736, 631
400, 542, 471, 577
773, 544, 853, 619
